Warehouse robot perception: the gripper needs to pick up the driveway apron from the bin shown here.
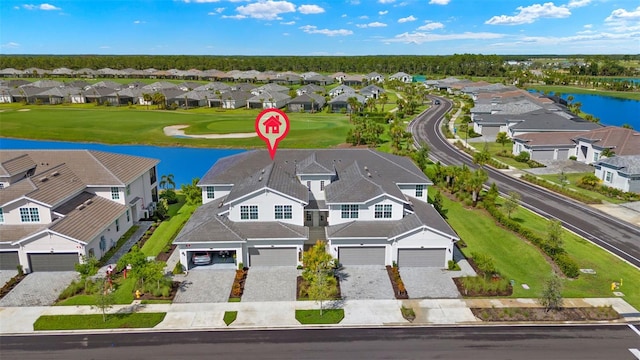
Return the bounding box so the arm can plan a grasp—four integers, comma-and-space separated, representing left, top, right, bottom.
0, 272, 78, 307
241, 267, 298, 302
173, 269, 235, 303
337, 266, 395, 300
400, 268, 462, 299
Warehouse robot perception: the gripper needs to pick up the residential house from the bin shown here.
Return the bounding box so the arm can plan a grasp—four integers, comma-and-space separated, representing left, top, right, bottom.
296, 84, 325, 96
328, 84, 356, 98
209, 90, 252, 109
573, 127, 640, 164
287, 93, 326, 112
359, 84, 385, 100
246, 91, 291, 109
512, 132, 584, 161
365, 72, 384, 83
594, 155, 640, 193
173, 149, 458, 270
342, 75, 365, 87
0, 150, 159, 272
388, 72, 412, 83
328, 93, 365, 113
304, 75, 334, 86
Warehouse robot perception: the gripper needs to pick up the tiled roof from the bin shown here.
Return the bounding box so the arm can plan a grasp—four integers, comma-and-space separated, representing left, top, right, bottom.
573, 127, 640, 155
27, 163, 85, 207
513, 131, 585, 146
0, 153, 36, 177
0, 178, 37, 206
0, 224, 47, 243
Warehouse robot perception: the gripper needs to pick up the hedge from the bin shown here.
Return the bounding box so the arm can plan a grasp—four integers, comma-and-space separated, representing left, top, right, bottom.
521, 174, 601, 204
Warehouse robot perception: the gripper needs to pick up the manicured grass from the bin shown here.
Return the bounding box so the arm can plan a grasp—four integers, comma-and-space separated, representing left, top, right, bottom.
141, 196, 196, 257
527, 85, 640, 101
0, 104, 351, 148
56, 276, 136, 306
295, 309, 344, 324
538, 173, 626, 204
228, 297, 241, 302
223, 311, 238, 326
141, 299, 172, 304
33, 312, 166, 330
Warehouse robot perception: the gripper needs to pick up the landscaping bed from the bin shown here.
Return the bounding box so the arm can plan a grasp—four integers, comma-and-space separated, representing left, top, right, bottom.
453, 255, 513, 297
155, 245, 177, 262
471, 306, 620, 322
229, 268, 248, 301
296, 275, 342, 301
386, 265, 409, 299
137, 281, 180, 301
0, 272, 26, 299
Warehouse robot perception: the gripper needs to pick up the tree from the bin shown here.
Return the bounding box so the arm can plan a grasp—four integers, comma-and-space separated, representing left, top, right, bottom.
413, 142, 430, 172
143, 261, 166, 291
181, 177, 202, 206
473, 142, 491, 167
142, 93, 152, 110
504, 191, 521, 219
601, 148, 615, 158
116, 245, 149, 281
379, 92, 388, 112
539, 273, 563, 312
547, 220, 564, 256
302, 241, 336, 316
469, 169, 488, 206
152, 92, 166, 109
159, 174, 176, 190
75, 255, 100, 277
622, 123, 634, 130
346, 96, 360, 123
495, 132, 509, 147
93, 278, 115, 322
431, 190, 447, 218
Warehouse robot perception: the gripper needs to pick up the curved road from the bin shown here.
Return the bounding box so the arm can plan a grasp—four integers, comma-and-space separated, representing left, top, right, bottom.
409, 96, 640, 268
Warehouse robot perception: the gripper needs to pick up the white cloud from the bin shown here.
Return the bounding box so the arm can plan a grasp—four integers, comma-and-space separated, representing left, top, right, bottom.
583, 24, 592, 29
359, 15, 369, 19
182, 0, 220, 3
281, 20, 296, 25
604, 6, 640, 32
99, 46, 110, 49
417, 21, 444, 30
387, 31, 504, 44
398, 15, 416, 23
1, 42, 20, 48
133, 20, 146, 24
429, 0, 450, 5
378, 0, 395, 3
208, 8, 225, 15
356, 21, 388, 28
298, 4, 324, 14
379, 10, 388, 15
341, 14, 347, 18
236, 0, 296, 20
300, 25, 353, 36
606, 6, 640, 21
23, 3, 61, 11
13, 6, 20, 9
485, 2, 571, 25
222, 14, 247, 19
567, 0, 590, 8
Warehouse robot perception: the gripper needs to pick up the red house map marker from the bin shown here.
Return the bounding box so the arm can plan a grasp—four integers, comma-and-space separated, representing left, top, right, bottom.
255, 108, 290, 160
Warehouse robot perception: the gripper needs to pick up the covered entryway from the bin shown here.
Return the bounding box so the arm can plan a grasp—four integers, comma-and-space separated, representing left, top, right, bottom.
398, 248, 445, 268
338, 247, 385, 266
0, 252, 20, 270
28, 253, 79, 272
248, 247, 297, 267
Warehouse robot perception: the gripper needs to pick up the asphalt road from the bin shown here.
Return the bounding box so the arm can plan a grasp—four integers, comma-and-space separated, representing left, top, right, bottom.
1, 325, 639, 359
409, 96, 640, 268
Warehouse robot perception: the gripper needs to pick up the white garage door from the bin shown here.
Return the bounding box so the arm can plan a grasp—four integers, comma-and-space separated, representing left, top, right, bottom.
398, 249, 445, 267
532, 149, 554, 161
28, 253, 79, 272
480, 125, 500, 137
339, 247, 385, 266
0, 252, 20, 270
249, 247, 297, 266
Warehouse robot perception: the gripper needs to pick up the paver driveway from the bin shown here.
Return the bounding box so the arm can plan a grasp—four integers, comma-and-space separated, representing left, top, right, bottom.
241, 267, 298, 302
0, 270, 18, 288
400, 268, 462, 299
0, 272, 78, 307
337, 266, 395, 300
173, 269, 235, 303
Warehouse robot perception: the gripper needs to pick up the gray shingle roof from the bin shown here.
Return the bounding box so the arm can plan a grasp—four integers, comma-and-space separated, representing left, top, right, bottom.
596, 155, 640, 176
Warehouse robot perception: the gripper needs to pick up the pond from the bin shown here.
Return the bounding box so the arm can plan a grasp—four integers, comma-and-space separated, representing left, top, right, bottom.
0, 138, 245, 187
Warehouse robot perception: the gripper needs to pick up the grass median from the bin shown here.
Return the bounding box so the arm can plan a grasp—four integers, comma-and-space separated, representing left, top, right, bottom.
296, 309, 344, 324
34, 312, 166, 330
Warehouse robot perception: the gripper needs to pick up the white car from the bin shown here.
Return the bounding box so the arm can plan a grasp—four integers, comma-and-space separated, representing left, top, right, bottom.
192, 252, 212, 266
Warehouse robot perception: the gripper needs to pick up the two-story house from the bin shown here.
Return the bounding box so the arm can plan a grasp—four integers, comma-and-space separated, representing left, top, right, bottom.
173, 149, 458, 270
0, 150, 159, 272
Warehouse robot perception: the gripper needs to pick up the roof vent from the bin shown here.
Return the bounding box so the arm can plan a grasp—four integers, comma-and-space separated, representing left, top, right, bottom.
39, 176, 48, 182
364, 166, 369, 171
218, 202, 223, 208
258, 176, 263, 182
84, 199, 93, 206
51, 171, 60, 177
261, 169, 265, 174
76, 204, 85, 211
367, 172, 372, 178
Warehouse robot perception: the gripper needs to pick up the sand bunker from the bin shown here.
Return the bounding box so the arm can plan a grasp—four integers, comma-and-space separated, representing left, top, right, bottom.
163, 125, 256, 139
17, 109, 31, 112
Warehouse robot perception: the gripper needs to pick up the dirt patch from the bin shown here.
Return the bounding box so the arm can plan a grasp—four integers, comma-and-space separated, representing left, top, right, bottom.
163, 125, 256, 139
471, 306, 620, 322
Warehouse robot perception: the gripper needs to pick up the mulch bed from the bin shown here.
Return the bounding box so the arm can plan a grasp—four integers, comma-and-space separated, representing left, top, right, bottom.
453, 277, 513, 297
156, 245, 177, 262
137, 281, 180, 301
386, 265, 409, 299
296, 275, 342, 301
229, 268, 248, 301
0, 273, 26, 299
471, 307, 621, 322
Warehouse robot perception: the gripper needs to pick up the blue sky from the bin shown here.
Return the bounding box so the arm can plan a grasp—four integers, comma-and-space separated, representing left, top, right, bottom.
1, 0, 639, 55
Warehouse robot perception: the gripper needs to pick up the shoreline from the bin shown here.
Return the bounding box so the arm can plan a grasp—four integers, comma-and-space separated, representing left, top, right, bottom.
162, 125, 257, 139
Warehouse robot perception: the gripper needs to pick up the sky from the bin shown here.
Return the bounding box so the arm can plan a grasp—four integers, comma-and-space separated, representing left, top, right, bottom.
1, 0, 639, 55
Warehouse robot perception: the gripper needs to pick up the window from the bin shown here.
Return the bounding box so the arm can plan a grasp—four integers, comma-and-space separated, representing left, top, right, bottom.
206, 186, 215, 199
126, 210, 130, 222
415, 185, 425, 197
320, 181, 325, 191
605, 171, 613, 183
126, 185, 131, 196
19, 207, 40, 222
593, 152, 600, 162
115, 219, 120, 232
88, 248, 95, 257
111, 187, 120, 200
375, 204, 392, 219
341, 204, 359, 219
0, 183, 4, 189
275, 205, 293, 219
306, 212, 312, 222
241, 205, 258, 220
0, 208, 3, 223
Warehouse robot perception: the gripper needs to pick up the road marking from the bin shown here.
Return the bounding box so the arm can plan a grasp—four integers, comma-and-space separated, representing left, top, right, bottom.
629, 348, 640, 359
629, 324, 640, 337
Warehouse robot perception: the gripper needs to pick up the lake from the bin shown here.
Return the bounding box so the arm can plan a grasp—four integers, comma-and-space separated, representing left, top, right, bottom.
529, 90, 640, 129
0, 138, 245, 186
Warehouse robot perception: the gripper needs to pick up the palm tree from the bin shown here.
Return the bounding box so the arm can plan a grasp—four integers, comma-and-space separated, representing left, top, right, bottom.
142, 93, 152, 110
159, 174, 175, 190
347, 96, 360, 123
379, 92, 388, 112
469, 169, 488, 206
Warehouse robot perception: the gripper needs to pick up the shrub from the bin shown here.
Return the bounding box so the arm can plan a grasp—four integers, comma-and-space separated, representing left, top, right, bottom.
553, 253, 580, 278
471, 252, 498, 277
448, 260, 461, 271
515, 151, 530, 163
569, 156, 577, 161
172, 262, 184, 275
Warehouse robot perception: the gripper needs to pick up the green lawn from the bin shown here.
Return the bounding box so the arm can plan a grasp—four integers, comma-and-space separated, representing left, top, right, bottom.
538, 173, 626, 204
223, 311, 238, 326
56, 276, 136, 306
0, 104, 351, 148
435, 187, 640, 308
141, 195, 196, 257
295, 309, 344, 324
527, 85, 640, 101
33, 313, 166, 330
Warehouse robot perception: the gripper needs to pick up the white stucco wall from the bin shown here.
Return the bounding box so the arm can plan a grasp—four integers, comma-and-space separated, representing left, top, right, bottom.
1, 200, 51, 225
328, 195, 405, 225
201, 185, 233, 204
298, 174, 333, 201
397, 184, 429, 203
18, 231, 82, 272
595, 166, 631, 192
227, 190, 304, 226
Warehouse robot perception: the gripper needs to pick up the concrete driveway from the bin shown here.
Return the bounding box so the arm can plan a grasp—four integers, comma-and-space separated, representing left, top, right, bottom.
173, 269, 235, 303
241, 267, 299, 302
0, 272, 78, 307
337, 266, 395, 300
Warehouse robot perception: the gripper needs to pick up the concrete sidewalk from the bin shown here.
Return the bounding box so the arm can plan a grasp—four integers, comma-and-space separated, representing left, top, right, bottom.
1, 297, 637, 335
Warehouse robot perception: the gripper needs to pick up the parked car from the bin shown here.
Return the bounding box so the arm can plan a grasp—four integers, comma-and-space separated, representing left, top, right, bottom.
434, 100, 441, 105
192, 252, 212, 266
